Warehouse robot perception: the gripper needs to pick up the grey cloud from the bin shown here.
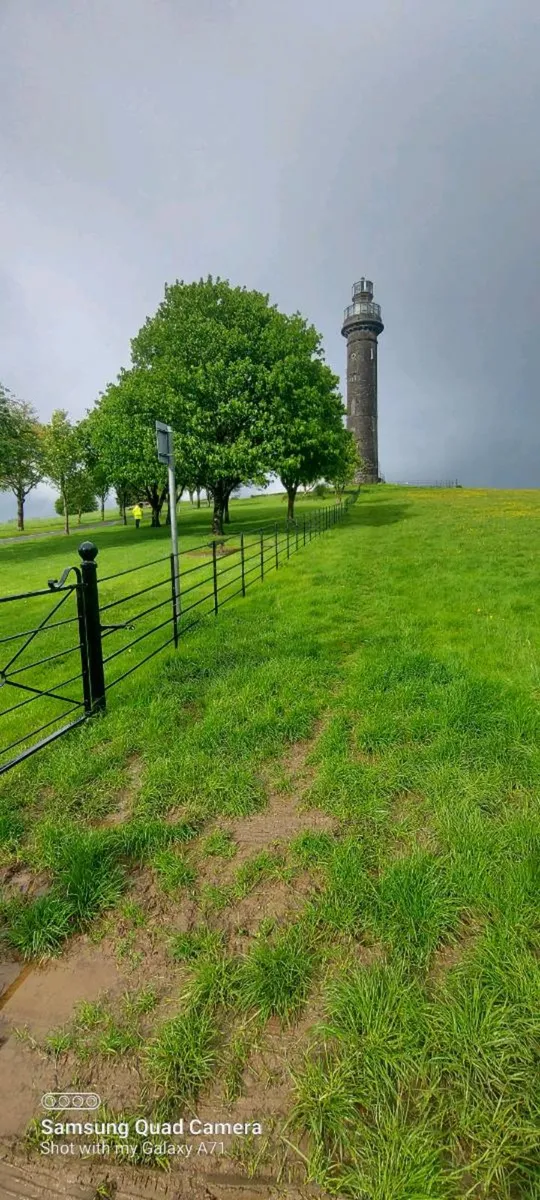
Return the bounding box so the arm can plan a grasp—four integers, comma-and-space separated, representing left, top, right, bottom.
1, 0, 539, 511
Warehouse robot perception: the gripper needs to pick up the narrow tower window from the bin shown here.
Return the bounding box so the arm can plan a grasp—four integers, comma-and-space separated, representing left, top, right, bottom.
370, 347, 374, 360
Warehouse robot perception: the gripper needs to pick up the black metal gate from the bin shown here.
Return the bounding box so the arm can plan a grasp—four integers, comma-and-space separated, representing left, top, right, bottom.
0, 542, 108, 776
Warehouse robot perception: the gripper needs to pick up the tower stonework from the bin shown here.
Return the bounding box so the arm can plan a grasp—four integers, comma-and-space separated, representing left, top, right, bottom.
341, 277, 384, 483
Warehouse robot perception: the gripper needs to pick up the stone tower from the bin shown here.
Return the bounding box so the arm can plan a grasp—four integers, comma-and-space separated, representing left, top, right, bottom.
341, 277, 384, 483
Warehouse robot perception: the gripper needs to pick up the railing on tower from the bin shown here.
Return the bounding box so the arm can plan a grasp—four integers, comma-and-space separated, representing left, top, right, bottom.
343, 301, 382, 321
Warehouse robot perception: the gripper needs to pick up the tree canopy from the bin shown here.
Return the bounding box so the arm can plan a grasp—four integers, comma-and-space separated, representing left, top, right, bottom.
0, 384, 44, 530
90, 276, 347, 532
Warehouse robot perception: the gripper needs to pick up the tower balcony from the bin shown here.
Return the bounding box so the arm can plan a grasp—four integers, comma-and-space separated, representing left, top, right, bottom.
344, 300, 381, 321
341, 298, 384, 337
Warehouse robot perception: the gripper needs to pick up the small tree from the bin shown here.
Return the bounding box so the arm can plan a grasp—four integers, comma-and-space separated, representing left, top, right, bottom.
54, 475, 98, 522
77, 416, 110, 520
327, 433, 362, 498
0, 385, 44, 531
268, 313, 347, 520
115, 483, 137, 525
91, 463, 110, 520
89, 372, 169, 527
72, 470, 98, 523
42, 410, 81, 534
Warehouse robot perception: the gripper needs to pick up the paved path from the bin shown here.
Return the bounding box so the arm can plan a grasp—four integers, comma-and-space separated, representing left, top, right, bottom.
0, 520, 125, 545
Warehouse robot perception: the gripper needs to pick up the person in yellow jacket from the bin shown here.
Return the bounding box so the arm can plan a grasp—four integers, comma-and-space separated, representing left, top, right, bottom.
132, 503, 143, 529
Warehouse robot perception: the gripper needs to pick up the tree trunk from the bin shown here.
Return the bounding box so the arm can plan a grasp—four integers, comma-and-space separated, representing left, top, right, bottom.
196, 488, 201, 508
122, 503, 127, 525
77, 508, 83, 524
212, 485, 226, 535
146, 485, 167, 527
189, 490, 194, 505
101, 495, 105, 520
63, 491, 70, 535
16, 488, 24, 532
286, 484, 298, 521
224, 496, 230, 523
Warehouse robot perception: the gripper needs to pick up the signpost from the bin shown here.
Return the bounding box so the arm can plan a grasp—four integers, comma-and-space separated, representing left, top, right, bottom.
155, 421, 180, 631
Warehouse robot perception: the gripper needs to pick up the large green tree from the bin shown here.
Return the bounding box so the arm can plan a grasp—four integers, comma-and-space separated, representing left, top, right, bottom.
90, 276, 346, 534
92, 278, 285, 533
42, 410, 82, 534
129, 277, 285, 533
0, 385, 44, 530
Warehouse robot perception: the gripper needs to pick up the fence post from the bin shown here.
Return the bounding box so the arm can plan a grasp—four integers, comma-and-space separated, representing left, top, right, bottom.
170, 553, 179, 648
78, 541, 106, 713
260, 529, 264, 580
287, 522, 290, 559
275, 522, 279, 570
240, 532, 246, 597
212, 540, 219, 615
296, 520, 299, 552
75, 575, 92, 715
303, 515, 306, 546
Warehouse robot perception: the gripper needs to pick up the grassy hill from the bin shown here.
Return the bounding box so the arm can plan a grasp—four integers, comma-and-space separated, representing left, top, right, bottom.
0, 486, 539, 1197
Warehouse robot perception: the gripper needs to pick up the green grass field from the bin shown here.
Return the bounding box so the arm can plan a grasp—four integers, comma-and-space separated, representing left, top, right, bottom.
0, 485, 539, 1198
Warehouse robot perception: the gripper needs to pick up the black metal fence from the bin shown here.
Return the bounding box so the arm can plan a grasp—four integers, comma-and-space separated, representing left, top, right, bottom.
0, 497, 352, 777
385, 479, 461, 488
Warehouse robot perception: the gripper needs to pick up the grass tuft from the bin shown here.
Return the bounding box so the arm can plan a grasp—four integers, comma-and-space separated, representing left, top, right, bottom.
238, 922, 318, 1023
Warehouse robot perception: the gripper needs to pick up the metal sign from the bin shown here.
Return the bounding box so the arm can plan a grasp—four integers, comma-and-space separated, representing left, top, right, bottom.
155, 421, 173, 465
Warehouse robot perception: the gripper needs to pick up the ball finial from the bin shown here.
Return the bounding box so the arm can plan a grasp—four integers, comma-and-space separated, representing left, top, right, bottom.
78, 541, 99, 562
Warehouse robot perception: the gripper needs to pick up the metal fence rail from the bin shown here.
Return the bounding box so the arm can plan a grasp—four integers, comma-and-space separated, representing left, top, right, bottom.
0, 496, 353, 776
386, 479, 461, 488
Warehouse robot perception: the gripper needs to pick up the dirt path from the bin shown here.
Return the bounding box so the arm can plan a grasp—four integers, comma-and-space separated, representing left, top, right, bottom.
0, 520, 125, 545
0, 1157, 328, 1199
0, 726, 341, 1198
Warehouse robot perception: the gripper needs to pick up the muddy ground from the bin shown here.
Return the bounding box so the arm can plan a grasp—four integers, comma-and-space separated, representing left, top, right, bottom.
0, 736, 344, 1200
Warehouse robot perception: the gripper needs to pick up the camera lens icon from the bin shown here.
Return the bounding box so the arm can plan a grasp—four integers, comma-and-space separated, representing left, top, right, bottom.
41, 1092, 100, 1111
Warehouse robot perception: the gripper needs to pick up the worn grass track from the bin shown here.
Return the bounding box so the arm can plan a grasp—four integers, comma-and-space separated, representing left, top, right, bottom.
0, 485, 539, 1199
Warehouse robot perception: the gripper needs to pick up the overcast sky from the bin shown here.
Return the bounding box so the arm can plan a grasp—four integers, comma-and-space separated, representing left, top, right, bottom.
1, 0, 539, 518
